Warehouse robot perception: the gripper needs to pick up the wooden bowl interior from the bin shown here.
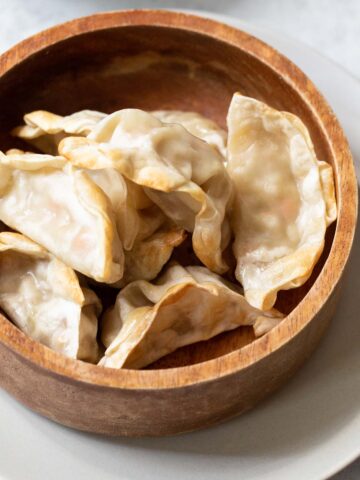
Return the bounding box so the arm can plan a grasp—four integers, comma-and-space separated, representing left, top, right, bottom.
0, 25, 336, 369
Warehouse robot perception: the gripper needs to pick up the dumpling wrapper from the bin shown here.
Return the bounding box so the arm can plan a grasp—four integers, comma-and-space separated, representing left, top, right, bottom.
99, 263, 284, 369
12, 110, 107, 155
82, 167, 185, 284
59, 109, 233, 274
152, 110, 227, 157
227, 94, 337, 310
14, 108, 227, 157
12, 126, 170, 252
86, 167, 165, 251
13, 107, 183, 278
0, 151, 123, 283
0, 232, 101, 362
12, 108, 223, 277
118, 225, 186, 286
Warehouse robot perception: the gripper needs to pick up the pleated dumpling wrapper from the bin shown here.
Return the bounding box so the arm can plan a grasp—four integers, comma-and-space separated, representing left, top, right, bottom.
86, 167, 159, 251
118, 224, 186, 286
152, 110, 227, 157
13, 108, 219, 276
14, 108, 227, 157
75, 167, 185, 285
59, 109, 233, 274
227, 94, 337, 310
99, 263, 284, 369
12, 110, 107, 155
0, 232, 101, 362
0, 150, 123, 283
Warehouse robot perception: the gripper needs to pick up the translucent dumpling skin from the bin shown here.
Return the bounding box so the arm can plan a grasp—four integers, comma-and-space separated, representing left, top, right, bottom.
99, 263, 283, 369
60, 109, 233, 274
227, 93, 337, 310
13, 109, 107, 155
152, 110, 227, 157
0, 232, 101, 362
0, 151, 123, 283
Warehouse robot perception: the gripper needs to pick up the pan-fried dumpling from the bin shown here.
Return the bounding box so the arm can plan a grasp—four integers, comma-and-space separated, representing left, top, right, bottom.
13, 110, 107, 155
227, 94, 337, 310
117, 208, 185, 286
86, 167, 143, 252
0, 232, 101, 362
118, 225, 186, 286
86, 168, 164, 251
152, 110, 227, 157
11, 131, 181, 285
16, 108, 184, 277
99, 263, 284, 369
14, 109, 228, 158
0, 150, 123, 283
59, 109, 233, 274
82, 167, 185, 284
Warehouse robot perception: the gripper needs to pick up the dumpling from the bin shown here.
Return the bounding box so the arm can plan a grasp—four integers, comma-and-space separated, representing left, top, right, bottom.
13, 109, 106, 138
0, 150, 123, 283
12, 121, 182, 284
13, 108, 226, 276
227, 93, 337, 310
81, 167, 185, 284
59, 109, 233, 274
0, 232, 101, 362
99, 263, 284, 369
4, 149, 174, 283
13, 110, 107, 155
13, 108, 183, 278
86, 168, 165, 251
14, 108, 227, 157
152, 110, 227, 157
118, 225, 186, 286
86, 167, 143, 252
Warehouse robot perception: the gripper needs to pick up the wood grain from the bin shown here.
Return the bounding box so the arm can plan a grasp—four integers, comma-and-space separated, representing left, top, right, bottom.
0, 10, 357, 436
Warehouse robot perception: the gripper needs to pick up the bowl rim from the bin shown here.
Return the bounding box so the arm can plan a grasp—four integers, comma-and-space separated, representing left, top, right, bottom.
0, 9, 357, 390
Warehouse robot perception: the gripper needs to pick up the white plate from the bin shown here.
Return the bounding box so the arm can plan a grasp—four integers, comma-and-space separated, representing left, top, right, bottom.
0, 12, 359, 480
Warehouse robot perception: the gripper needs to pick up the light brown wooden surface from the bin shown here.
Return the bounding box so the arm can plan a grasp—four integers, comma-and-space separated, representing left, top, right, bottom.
0, 10, 357, 436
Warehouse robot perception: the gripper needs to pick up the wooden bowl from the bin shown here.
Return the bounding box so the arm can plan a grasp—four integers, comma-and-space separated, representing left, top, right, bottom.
0, 10, 357, 437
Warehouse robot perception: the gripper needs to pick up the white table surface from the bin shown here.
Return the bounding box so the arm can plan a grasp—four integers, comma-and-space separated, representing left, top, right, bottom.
0, 1, 359, 479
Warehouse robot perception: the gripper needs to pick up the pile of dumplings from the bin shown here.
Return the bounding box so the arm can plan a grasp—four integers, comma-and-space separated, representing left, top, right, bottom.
0, 93, 337, 369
